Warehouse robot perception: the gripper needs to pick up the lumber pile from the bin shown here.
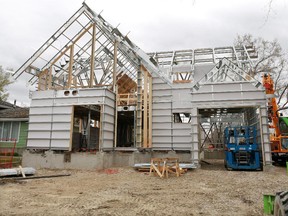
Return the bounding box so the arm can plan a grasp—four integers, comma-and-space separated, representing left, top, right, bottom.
149, 157, 185, 178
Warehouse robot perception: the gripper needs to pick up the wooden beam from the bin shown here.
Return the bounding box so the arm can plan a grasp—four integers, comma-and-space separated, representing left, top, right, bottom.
114, 86, 118, 148
143, 69, 148, 148
148, 75, 152, 148
67, 44, 74, 89
50, 45, 71, 66
47, 67, 52, 90
89, 23, 96, 88
74, 24, 93, 44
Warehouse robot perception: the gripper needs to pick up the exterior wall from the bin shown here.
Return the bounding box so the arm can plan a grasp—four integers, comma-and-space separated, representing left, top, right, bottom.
0, 120, 28, 152
27, 88, 115, 151
194, 63, 215, 83
190, 82, 271, 165
151, 73, 270, 165
259, 106, 272, 165
152, 77, 173, 150
172, 83, 193, 150
17, 121, 28, 149
100, 89, 115, 149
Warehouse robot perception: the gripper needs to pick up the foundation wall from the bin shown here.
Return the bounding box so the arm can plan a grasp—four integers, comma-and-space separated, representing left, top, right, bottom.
22, 150, 192, 170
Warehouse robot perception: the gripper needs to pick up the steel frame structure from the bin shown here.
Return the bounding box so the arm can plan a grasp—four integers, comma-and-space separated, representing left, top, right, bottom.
13, 2, 267, 157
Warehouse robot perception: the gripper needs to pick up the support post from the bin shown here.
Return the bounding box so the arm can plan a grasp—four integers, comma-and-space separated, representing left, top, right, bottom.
113, 40, 118, 147
148, 75, 152, 148
143, 69, 148, 148
114, 86, 118, 148
136, 64, 143, 148
47, 67, 52, 90
90, 23, 96, 88
67, 45, 74, 89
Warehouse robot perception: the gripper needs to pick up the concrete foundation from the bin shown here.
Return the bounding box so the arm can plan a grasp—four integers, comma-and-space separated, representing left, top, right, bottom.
22, 150, 193, 170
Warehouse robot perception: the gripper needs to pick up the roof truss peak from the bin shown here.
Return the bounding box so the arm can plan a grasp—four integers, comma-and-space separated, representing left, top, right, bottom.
192, 58, 261, 91
13, 2, 168, 90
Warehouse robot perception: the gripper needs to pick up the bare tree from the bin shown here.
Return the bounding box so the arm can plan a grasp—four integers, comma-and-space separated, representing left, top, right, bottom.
234, 34, 288, 106
0, 65, 13, 101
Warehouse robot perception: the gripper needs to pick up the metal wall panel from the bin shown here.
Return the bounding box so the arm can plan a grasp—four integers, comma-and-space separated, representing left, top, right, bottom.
152, 77, 173, 150
194, 64, 215, 83
27, 139, 50, 148
54, 97, 78, 105
52, 106, 73, 114
32, 90, 55, 99
50, 140, 70, 149
51, 131, 70, 139
31, 99, 54, 107
29, 107, 53, 115
77, 97, 104, 104
29, 115, 53, 123
153, 102, 172, 110
28, 131, 51, 139
52, 123, 71, 130
29, 123, 52, 130
101, 89, 115, 149
52, 114, 72, 122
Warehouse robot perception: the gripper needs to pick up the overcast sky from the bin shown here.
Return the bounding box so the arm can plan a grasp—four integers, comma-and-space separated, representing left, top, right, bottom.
0, 0, 287, 106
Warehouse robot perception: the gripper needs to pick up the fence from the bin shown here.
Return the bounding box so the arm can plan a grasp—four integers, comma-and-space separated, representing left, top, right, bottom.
0, 139, 17, 168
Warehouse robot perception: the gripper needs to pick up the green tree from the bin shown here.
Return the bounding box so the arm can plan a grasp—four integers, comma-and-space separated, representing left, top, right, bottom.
0, 65, 13, 101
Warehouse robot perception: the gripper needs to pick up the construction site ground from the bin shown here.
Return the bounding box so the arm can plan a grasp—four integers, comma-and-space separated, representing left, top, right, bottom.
1, 160, 288, 216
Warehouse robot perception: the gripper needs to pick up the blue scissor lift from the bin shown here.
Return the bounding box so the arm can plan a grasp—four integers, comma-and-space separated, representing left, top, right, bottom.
224, 126, 261, 170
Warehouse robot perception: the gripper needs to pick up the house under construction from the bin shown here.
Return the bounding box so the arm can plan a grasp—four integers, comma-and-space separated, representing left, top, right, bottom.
13, 2, 271, 169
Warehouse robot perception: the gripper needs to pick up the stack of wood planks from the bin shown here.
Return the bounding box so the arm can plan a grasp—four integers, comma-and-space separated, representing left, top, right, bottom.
149, 157, 185, 178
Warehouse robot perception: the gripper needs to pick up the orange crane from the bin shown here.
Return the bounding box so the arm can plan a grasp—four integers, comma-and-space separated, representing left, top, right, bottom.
262, 73, 288, 164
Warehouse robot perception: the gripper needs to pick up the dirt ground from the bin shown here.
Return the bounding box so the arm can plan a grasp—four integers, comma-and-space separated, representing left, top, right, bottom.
1, 160, 288, 216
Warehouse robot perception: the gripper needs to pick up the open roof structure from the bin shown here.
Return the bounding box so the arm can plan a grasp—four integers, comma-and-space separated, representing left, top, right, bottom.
13, 2, 259, 90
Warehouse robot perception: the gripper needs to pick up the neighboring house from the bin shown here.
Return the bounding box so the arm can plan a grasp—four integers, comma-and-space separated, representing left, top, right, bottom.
0, 100, 16, 110
0, 102, 29, 153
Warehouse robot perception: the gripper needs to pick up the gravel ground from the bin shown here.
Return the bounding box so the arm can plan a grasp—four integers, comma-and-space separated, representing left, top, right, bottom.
1, 160, 288, 216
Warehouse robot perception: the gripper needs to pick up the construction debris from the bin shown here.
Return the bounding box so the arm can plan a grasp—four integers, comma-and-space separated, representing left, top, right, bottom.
0, 167, 35, 177
149, 158, 180, 178
134, 162, 197, 171
10, 174, 71, 180
135, 158, 196, 178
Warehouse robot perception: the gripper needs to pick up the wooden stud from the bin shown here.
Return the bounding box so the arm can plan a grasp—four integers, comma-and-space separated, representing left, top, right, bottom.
47, 67, 52, 90
74, 24, 93, 44
143, 69, 148, 148
148, 75, 152, 148
67, 44, 74, 89
114, 86, 118, 148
